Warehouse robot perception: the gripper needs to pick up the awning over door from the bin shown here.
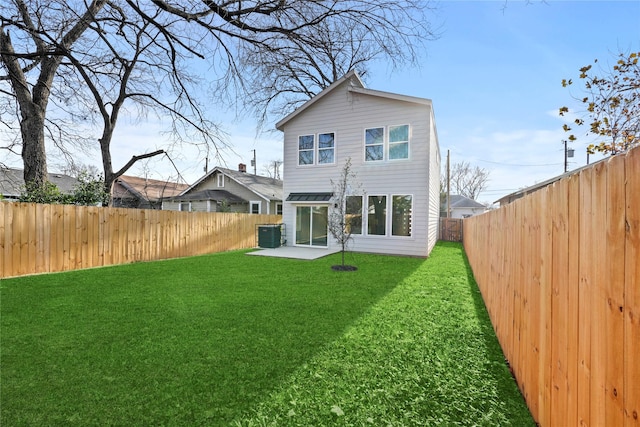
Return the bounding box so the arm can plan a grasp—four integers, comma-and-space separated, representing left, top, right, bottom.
286, 192, 333, 202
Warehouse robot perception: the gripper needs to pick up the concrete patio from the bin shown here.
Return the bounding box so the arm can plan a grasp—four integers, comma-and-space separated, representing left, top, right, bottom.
246, 246, 340, 260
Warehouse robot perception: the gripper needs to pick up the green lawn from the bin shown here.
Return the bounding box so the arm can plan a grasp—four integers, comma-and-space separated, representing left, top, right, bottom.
0, 242, 534, 426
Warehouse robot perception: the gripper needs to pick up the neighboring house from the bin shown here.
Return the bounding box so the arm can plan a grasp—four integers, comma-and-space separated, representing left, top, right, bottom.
494, 158, 607, 207
0, 167, 79, 201
162, 164, 283, 214
112, 175, 189, 209
275, 70, 441, 257
441, 195, 488, 218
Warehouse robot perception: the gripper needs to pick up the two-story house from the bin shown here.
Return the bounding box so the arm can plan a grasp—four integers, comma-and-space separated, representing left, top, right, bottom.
276, 70, 441, 257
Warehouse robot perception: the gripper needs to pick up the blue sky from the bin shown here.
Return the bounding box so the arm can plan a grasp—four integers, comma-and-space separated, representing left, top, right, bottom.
364, 0, 640, 203
3, 1, 639, 204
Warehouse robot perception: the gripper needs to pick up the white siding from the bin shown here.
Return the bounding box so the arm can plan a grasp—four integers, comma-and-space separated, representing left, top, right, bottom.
281, 80, 441, 257
427, 108, 441, 255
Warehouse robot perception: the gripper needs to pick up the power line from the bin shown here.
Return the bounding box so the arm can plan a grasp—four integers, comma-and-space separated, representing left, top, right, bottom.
476, 159, 563, 167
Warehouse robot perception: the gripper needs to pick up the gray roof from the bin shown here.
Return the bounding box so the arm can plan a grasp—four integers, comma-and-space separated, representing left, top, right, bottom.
445, 195, 487, 209
0, 167, 79, 199
167, 189, 246, 203
184, 167, 283, 202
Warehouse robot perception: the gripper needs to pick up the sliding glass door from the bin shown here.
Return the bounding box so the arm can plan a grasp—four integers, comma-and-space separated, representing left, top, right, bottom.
295, 205, 328, 247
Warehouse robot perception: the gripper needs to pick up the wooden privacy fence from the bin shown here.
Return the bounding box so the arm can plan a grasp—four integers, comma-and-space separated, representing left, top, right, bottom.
463, 147, 639, 427
0, 203, 281, 279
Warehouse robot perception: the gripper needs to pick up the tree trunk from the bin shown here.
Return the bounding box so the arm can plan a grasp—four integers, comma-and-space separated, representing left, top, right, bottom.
20, 107, 48, 187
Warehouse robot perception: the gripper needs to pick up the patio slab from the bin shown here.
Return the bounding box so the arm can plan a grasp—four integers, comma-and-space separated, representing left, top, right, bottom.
247, 246, 340, 260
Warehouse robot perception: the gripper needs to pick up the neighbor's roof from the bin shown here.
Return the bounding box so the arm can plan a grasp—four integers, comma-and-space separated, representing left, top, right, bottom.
446, 195, 487, 209
113, 175, 189, 202
0, 167, 79, 198
183, 167, 283, 202
166, 189, 246, 203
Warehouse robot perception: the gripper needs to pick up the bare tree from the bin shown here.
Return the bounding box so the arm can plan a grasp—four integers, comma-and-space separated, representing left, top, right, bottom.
261, 159, 282, 179
1, 0, 225, 201
328, 157, 361, 270
442, 161, 490, 200
236, 1, 438, 128
2, 0, 438, 193
1, 0, 108, 188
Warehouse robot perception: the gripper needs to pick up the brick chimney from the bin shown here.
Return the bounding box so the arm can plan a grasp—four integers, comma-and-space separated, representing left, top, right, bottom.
238, 163, 247, 173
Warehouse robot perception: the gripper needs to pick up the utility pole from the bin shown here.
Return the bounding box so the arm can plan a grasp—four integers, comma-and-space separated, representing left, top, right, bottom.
251, 149, 257, 175
564, 140, 575, 173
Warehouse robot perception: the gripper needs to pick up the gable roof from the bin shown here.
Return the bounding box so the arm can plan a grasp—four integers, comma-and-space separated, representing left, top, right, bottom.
182, 167, 283, 202
275, 70, 434, 132
0, 167, 79, 199
165, 189, 246, 203
113, 175, 189, 203
275, 70, 365, 131
447, 195, 487, 209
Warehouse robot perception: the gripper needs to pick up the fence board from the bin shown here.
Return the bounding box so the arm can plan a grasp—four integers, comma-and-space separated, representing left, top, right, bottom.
591, 161, 608, 427
566, 173, 580, 427
578, 166, 594, 426
625, 148, 640, 427
551, 181, 569, 427
606, 154, 626, 425
463, 146, 638, 426
0, 204, 281, 278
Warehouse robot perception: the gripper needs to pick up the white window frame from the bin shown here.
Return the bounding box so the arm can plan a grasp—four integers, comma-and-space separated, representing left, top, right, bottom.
391, 194, 413, 237
364, 127, 385, 162
345, 195, 363, 235
217, 173, 224, 187
298, 132, 336, 166
388, 124, 410, 161
366, 195, 387, 236
298, 135, 315, 166
276, 202, 283, 215
363, 125, 411, 162
250, 201, 261, 214
317, 132, 336, 165
179, 202, 191, 212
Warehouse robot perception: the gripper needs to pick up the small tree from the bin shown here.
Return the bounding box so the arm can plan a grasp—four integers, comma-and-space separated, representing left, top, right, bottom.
328, 158, 361, 271
560, 51, 640, 155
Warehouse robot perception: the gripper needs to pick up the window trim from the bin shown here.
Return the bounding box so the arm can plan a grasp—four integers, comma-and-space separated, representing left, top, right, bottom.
391, 194, 413, 237
250, 200, 261, 214
388, 124, 410, 161
298, 134, 315, 166
345, 195, 363, 235
363, 124, 411, 163
179, 202, 191, 212
217, 173, 224, 187
366, 195, 387, 236
317, 132, 336, 165
297, 132, 336, 166
275, 202, 283, 215
364, 127, 385, 162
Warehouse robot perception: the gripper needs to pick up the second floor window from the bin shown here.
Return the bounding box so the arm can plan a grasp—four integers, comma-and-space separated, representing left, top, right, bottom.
389, 125, 409, 160
365, 125, 410, 162
298, 135, 314, 165
298, 132, 335, 166
365, 127, 384, 161
318, 133, 335, 164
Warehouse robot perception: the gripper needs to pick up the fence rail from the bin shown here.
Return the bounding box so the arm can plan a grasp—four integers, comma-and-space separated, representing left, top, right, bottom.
0, 203, 281, 279
463, 146, 639, 427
